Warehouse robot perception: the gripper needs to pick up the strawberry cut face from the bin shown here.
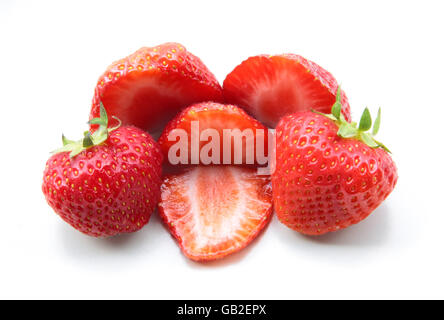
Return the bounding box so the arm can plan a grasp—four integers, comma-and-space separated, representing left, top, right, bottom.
98, 72, 195, 134
223, 54, 351, 128
90, 43, 223, 137
158, 166, 273, 261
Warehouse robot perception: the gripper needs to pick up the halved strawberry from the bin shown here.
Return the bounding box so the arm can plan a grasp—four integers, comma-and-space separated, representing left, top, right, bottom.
90, 43, 223, 137
158, 166, 272, 261
158, 102, 270, 165
223, 54, 351, 128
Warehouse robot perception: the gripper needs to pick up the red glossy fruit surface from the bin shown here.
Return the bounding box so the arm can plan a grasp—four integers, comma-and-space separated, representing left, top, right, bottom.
272, 112, 397, 235
42, 126, 163, 237
158, 102, 270, 165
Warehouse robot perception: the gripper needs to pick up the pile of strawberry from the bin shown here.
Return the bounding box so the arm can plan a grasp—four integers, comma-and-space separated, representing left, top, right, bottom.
42, 43, 397, 261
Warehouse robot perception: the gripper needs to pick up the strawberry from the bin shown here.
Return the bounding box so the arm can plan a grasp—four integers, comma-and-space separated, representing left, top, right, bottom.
158, 102, 270, 166
42, 104, 163, 237
90, 43, 223, 137
272, 89, 397, 235
223, 54, 351, 128
158, 166, 273, 261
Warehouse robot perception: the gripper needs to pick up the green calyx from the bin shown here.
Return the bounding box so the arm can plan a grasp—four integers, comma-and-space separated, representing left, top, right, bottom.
52, 102, 122, 158
313, 87, 390, 153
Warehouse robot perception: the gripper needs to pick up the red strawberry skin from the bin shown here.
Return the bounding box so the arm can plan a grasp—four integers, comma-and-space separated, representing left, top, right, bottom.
90, 43, 223, 136
158, 102, 270, 165
158, 166, 273, 261
223, 54, 351, 128
42, 127, 163, 237
272, 112, 397, 235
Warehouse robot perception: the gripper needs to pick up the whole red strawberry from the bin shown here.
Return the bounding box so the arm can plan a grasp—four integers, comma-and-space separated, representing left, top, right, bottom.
90, 43, 223, 137
223, 54, 351, 128
42, 104, 163, 237
272, 89, 397, 235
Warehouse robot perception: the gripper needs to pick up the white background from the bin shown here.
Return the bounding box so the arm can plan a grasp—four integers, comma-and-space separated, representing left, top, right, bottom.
1, 0, 443, 299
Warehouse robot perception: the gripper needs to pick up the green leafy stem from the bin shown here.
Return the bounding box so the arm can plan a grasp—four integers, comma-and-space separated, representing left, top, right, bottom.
313, 87, 390, 153
52, 103, 121, 158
